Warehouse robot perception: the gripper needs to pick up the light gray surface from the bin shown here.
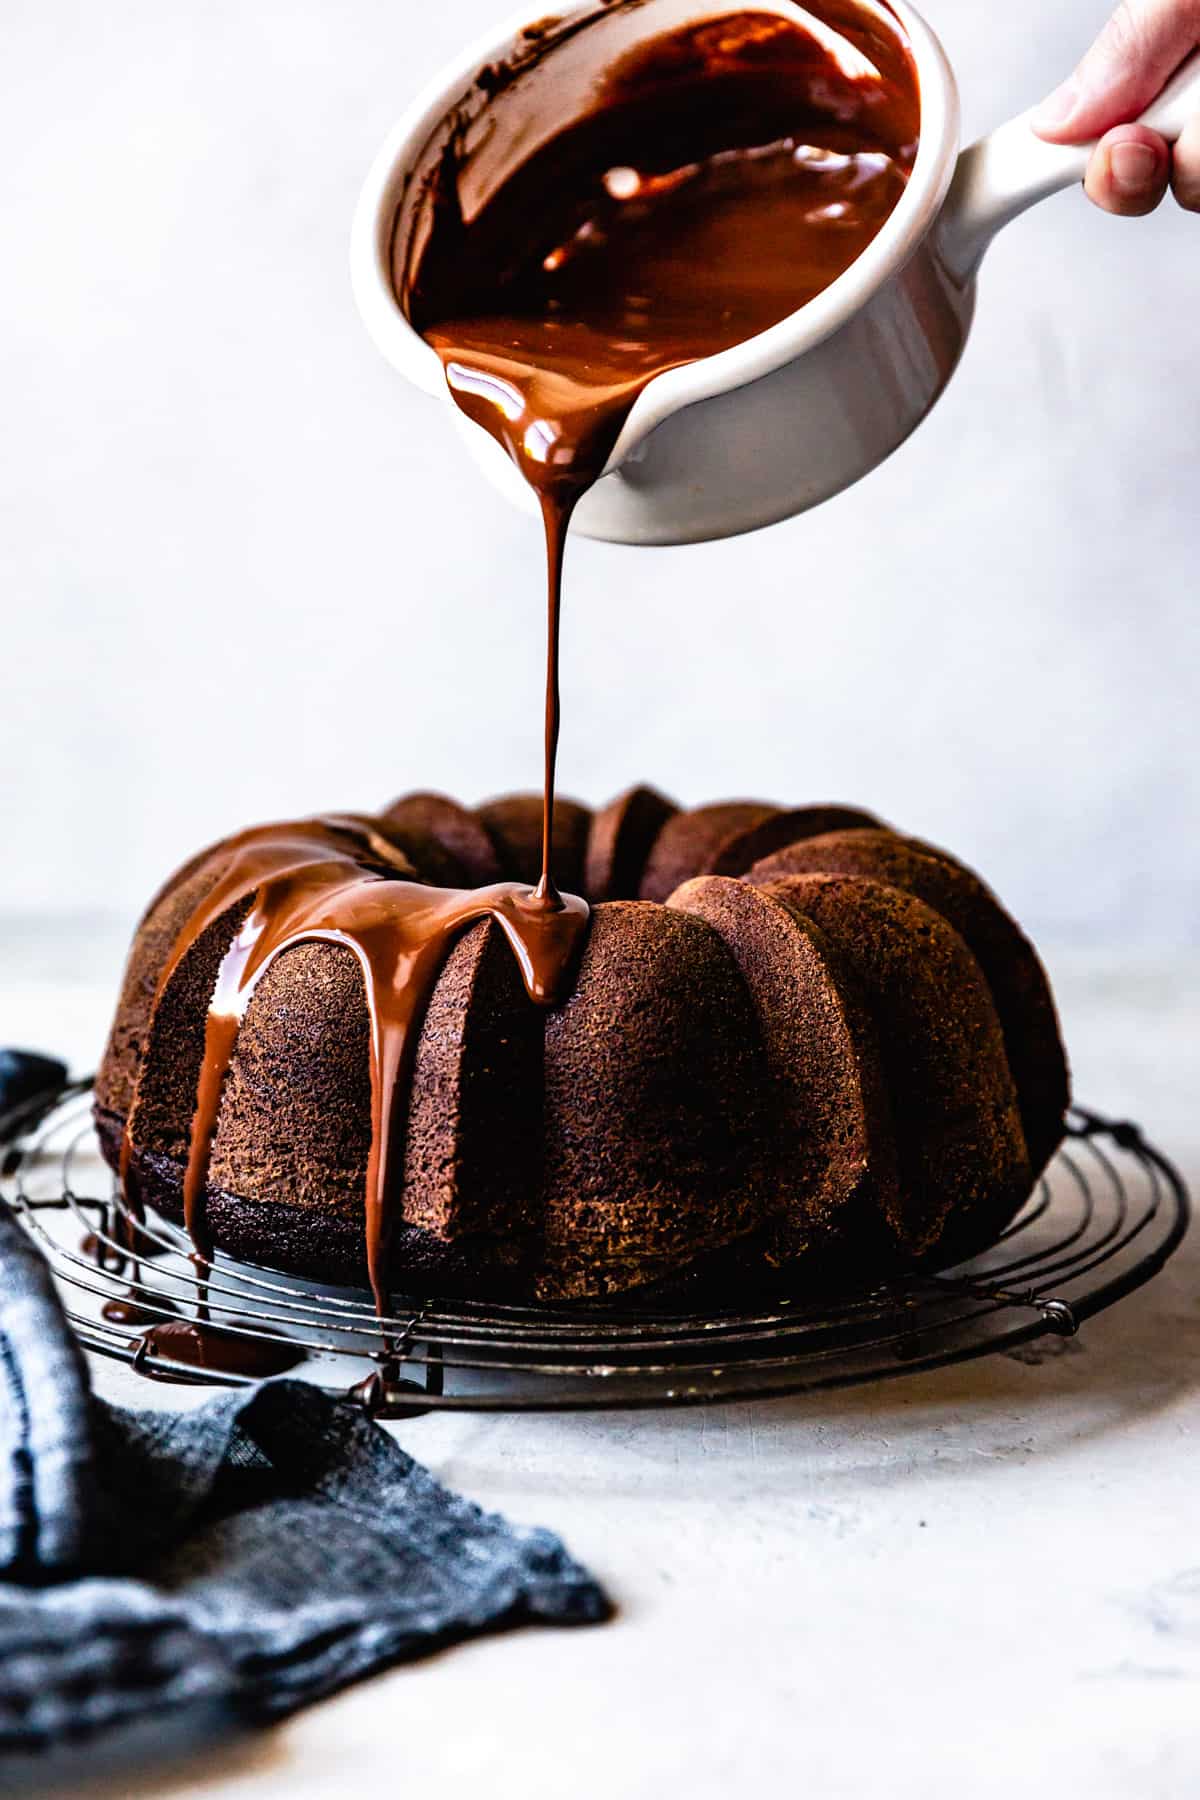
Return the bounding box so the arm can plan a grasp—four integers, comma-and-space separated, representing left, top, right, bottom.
0, 928, 1196, 1799
2, 0, 1198, 942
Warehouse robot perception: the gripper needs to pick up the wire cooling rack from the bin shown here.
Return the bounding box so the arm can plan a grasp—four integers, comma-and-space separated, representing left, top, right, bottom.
0, 1082, 1189, 1414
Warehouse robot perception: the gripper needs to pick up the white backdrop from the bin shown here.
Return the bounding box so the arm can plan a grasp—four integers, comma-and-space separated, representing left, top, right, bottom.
2, 0, 1197, 947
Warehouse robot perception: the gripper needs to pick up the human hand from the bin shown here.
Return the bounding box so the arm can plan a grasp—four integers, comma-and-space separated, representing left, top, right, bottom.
1033, 0, 1200, 215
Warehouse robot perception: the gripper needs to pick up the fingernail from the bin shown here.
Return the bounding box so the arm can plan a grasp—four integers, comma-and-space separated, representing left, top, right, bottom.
1109, 141, 1158, 194
1033, 78, 1078, 132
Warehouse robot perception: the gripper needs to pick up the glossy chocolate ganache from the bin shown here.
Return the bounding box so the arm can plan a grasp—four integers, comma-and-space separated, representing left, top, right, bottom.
398, 0, 919, 929
402, 6, 919, 511
117, 818, 587, 1324
114, 5, 919, 1332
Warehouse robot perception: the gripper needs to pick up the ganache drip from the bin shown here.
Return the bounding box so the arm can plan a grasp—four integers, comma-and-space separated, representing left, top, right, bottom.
118, 817, 589, 1316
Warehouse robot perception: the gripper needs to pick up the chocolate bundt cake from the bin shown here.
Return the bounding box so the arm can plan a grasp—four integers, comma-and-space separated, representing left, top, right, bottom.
95, 790, 1069, 1305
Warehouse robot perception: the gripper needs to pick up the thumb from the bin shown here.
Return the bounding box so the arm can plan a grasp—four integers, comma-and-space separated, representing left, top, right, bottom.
1033, 0, 1200, 142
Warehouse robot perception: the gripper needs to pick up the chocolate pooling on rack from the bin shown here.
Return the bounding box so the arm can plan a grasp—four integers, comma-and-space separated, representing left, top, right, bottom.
136, 1319, 308, 1380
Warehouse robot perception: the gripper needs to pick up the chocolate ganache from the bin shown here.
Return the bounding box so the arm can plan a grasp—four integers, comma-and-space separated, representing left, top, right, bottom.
115, 4, 919, 1328
117, 817, 587, 1321
403, 6, 919, 508
398, 1, 918, 914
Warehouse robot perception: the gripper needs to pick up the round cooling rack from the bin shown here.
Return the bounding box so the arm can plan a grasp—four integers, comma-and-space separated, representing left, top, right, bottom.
0, 1083, 1190, 1414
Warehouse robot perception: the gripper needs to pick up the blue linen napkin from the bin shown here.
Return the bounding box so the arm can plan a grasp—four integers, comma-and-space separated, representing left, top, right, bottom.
0, 1150, 609, 1748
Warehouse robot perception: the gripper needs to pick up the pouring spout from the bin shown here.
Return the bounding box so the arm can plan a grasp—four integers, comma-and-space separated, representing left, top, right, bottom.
936, 47, 1200, 285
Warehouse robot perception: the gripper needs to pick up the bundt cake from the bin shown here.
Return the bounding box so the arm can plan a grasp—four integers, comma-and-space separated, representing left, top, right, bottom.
95, 789, 1069, 1307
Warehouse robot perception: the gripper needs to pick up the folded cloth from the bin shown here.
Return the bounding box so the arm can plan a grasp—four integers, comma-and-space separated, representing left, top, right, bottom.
0, 1051, 69, 1129
0, 1198, 609, 1749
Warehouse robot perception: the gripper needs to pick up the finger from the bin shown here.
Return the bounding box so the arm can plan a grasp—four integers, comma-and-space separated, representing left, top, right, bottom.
1171, 110, 1200, 207
1084, 125, 1172, 213
1034, 0, 1200, 142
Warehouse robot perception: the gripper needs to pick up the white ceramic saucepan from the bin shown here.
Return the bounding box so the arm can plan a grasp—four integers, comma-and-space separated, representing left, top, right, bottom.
351, 0, 1200, 546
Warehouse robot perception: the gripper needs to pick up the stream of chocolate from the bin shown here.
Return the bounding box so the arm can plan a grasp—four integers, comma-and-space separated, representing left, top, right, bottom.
401, 6, 918, 885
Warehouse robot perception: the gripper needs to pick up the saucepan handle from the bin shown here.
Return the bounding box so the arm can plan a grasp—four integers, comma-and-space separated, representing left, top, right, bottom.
936, 48, 1200, 283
